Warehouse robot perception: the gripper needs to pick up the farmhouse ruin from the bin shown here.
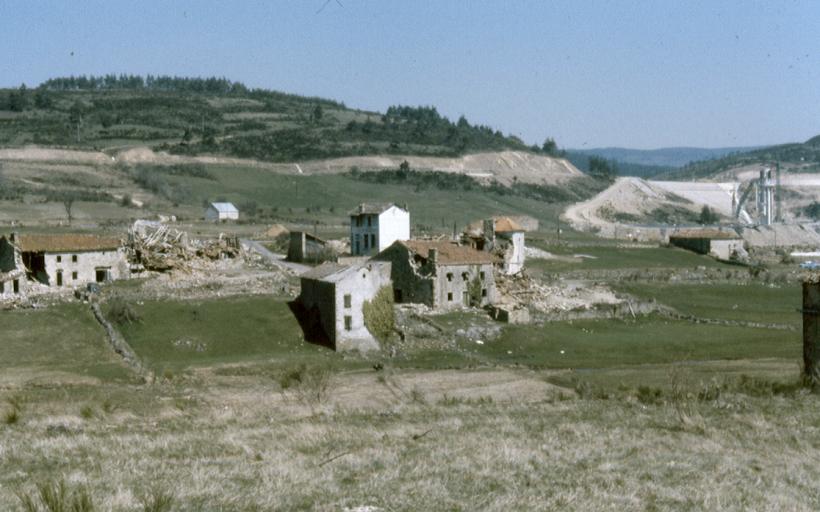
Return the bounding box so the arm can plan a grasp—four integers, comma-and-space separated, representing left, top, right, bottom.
374, 240, 497, 310
463, 216, 526, 275
0, 233, 129, 294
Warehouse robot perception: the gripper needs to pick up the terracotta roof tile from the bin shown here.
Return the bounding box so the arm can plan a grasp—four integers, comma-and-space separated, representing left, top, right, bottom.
398, 240, 496, 265
14, 234, 122, 252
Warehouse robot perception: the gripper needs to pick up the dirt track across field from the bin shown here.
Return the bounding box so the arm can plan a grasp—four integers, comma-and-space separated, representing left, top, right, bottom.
0, 145, 583, 186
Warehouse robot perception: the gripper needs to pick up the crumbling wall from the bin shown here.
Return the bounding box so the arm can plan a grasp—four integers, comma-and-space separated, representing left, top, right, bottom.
374, 244, 435, 306
432, 263, 496, 310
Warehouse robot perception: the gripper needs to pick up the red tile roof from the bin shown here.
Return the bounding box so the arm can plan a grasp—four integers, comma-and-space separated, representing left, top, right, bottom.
398, 240, 496, 265
13, 234, 122, 252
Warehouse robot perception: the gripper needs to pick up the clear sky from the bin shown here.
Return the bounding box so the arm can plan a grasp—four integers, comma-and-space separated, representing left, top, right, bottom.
1, 0, 818, 149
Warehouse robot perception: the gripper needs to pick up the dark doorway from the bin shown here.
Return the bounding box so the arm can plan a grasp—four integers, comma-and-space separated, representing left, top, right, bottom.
22, 251, 48, 284
12, 279, 18, 294
394, 289, 403, 303
56, 270, 63, 287
95, 268, 110, 283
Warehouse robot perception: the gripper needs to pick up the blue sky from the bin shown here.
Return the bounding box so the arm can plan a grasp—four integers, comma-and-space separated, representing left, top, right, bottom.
1, 0, 818, 149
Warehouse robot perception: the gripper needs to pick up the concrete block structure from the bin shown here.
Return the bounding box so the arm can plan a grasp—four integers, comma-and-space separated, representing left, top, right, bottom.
0, 233, 129, 294
205, 202, 239, 222
287, 231, 331, 263
349, 203, 410, 256
298, 261, 392, 352
375, 240, 496, 310
668, 228, 746, 260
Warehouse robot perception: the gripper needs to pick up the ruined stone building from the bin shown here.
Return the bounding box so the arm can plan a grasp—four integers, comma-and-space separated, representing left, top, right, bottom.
0, 233, 129, 294
349, 203, 410, 256
298, 261, 392, 352
375, 240, 497, 310
668, 228, 746, 260
463, 217, 526, 275
205, 202, 239, 222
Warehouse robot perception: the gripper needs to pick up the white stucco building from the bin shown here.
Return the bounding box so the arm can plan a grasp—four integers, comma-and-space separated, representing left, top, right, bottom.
349, 203, 410, 256
0, 233, 129, 293
205, 202, 239, 222
298, 260, 392, 352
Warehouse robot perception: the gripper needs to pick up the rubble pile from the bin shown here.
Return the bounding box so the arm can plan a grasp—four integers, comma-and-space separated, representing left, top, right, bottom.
127, 220, 241, 272
495, 271, 622, 314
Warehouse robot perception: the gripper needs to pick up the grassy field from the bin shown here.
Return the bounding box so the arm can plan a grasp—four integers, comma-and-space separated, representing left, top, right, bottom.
615, 282, 800, 327
0, 245, 814, 509
526, 244, 737, 274
1, 362, 817, 511
118, 296, 336, 372
0, 303, 132, 385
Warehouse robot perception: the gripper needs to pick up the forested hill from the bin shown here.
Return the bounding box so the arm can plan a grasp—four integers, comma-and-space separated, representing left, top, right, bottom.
570, 146, 760, 168
658, 135, 820, 180
0, 74, 548, 163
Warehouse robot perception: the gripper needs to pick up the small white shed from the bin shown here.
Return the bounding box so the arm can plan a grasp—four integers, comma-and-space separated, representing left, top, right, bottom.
205, 202, 239, 222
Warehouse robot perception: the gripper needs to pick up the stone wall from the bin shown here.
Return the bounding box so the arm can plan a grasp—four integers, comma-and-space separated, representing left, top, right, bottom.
44, 249, 129, 288
432, 263, 496, 310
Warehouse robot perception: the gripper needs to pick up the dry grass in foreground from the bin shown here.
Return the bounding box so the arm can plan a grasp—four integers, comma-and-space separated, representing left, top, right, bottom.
1, 364, 819, 511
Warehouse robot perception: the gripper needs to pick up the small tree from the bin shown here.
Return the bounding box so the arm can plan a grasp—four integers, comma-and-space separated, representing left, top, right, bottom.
542, 137, 558, 156
310, 104, 323, 123
699, 205, 719, 225
363, 286, 395, 342
62, 197, 75, 225
588, 156, 617, 181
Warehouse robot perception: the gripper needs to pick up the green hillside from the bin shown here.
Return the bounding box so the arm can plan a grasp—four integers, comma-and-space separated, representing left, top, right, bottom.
570, 146, 760, 168
659, 136, 820, 180
0, 75, 539, 161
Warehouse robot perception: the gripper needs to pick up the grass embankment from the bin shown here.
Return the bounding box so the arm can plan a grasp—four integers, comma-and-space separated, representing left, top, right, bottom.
118, 295, 335, 372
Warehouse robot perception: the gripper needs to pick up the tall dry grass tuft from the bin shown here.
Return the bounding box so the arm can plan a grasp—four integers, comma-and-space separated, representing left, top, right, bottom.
669, 365, 706, 434
278, 364, 333, 405
138, 487, 175, 512
16, 479, 95, 512
4, 395, 23, 425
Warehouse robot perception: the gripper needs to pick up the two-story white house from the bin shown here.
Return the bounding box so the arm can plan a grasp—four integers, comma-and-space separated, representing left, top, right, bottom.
349, 203, 410, 256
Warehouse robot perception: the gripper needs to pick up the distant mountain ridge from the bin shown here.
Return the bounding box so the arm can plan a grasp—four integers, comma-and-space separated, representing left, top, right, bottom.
570, 146, 762, 168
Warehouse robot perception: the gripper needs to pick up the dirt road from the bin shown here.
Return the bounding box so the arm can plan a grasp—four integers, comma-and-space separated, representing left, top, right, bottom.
243, 239, 310, 275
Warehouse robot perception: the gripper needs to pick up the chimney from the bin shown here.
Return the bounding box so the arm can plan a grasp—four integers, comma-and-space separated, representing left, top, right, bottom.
483, 219, 496, 247
428, 248, 438, 265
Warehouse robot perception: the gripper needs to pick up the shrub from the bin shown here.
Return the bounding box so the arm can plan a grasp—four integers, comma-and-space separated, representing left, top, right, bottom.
138, 487, 175, 512
16, 479, 96, 512
107, 296, 141, 325
278, 364, 333, 404
363, 285, 395, 341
